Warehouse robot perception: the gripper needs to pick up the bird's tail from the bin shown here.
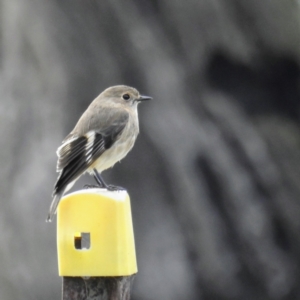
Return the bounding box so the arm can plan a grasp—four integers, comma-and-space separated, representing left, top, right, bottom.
46, 189, 65, 222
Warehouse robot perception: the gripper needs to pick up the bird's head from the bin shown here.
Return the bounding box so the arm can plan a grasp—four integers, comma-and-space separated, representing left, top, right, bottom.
99, 85, 152, 108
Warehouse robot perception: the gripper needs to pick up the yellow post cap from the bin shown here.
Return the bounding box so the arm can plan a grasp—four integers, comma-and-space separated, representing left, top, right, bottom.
57, 189, 137, 277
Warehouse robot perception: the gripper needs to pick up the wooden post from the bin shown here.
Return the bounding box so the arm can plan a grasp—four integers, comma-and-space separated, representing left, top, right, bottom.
56, 190, 137, 300
62, 276, 135, 300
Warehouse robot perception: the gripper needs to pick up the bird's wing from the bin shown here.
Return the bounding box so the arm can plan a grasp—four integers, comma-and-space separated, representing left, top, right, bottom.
53, 110, 129, 195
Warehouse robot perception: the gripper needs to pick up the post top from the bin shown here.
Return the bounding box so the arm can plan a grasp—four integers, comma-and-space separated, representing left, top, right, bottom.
64, 188, 128, 200
57, 189, 137, 276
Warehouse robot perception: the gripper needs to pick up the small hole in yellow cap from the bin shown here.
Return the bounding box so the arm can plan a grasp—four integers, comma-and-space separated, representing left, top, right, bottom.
74, 232, 90, 250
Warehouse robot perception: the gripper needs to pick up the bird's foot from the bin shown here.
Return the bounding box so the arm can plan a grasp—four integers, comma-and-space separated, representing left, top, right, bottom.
106, 185, 126, 191
83, 184, 102, 189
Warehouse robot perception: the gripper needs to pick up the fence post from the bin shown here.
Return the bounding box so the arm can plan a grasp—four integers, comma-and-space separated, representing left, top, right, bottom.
56, 189, 137, 300
62, 276, 135, 300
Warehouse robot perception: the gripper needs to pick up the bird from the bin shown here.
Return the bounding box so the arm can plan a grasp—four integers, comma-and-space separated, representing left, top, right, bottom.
46, 85, 152, 222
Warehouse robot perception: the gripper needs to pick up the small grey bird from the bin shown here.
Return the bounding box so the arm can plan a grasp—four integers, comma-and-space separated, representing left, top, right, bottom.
47, 85, 152, 222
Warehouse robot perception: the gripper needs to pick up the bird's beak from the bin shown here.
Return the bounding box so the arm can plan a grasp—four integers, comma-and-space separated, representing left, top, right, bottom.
138, 95, 152, 102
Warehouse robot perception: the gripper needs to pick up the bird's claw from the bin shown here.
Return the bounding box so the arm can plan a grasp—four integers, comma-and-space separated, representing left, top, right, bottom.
84, 184, 102, 189
107, 185, 126, 191
84, 184, 125, 191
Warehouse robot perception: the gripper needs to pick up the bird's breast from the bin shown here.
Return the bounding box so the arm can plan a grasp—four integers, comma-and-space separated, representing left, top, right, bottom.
90, 115, 139, 172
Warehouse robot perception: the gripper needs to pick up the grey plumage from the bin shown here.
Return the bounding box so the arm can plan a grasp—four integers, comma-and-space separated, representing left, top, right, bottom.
47, 85, 151, 222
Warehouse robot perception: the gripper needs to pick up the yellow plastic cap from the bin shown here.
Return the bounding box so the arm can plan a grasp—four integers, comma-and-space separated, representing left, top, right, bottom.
57, 189, 137, 277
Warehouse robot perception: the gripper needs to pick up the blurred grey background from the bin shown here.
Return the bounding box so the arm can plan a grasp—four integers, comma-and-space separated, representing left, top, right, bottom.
1, 0, 300, 299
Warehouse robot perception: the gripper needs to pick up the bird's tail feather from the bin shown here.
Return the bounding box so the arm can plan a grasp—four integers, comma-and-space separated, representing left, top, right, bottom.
46, 189, 65, 222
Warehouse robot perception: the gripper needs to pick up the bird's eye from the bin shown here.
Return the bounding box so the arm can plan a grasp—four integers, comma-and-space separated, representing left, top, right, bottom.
122, 94, 130, 100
